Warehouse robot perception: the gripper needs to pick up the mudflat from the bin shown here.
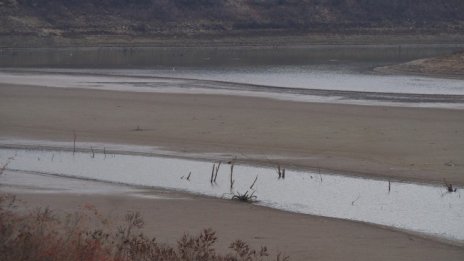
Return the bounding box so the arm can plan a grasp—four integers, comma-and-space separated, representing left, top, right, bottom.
1, 84, 463, 185
7, 190, 464, 261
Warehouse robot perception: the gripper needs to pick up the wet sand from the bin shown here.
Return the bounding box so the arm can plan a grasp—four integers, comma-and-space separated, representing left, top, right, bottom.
5, 188, 463, 261
1, 84, 463, 185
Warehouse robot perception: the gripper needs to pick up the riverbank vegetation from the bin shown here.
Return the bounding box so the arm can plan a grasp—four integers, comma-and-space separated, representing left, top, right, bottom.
0, 194, 288, 261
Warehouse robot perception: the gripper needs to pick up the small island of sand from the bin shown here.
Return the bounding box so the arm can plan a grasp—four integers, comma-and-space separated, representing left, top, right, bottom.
376, 51, 464, 78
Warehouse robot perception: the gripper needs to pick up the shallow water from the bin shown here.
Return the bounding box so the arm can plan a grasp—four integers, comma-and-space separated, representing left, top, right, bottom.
77, 66, 464, 95
1, 45, 464, 100
1, 146, 463, 242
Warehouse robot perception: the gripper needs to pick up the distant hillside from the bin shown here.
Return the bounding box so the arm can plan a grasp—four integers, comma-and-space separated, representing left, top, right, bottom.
1, 0, 464, 45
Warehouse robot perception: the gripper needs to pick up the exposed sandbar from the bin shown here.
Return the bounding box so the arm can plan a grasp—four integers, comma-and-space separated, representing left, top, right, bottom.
1, 84, 463, 185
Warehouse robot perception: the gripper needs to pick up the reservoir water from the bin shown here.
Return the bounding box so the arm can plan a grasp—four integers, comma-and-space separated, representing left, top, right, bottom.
0, 143, 463, 243
1, 45, 464, 106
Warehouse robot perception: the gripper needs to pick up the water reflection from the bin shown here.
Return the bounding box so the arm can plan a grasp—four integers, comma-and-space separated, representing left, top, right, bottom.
1, 45, 463, 68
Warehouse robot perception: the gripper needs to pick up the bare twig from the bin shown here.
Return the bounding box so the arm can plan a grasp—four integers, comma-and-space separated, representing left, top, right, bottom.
230, 160, 235, 190
250, 175, 258, 190
277, 164, 282, 179
388, 180, 391, 193
73, 131, 77, 155
186, 172, 191, 181
213, 161, 221, 182
211, 164, 216, 184
444, 179, 457, 192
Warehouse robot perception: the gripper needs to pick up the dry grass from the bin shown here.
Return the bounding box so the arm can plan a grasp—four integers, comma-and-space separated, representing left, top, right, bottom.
231, 191, 257, 203
0, 194, 288, 261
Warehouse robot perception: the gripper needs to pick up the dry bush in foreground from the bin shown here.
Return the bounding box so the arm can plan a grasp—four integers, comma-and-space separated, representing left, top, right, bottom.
0, 194, 288, 261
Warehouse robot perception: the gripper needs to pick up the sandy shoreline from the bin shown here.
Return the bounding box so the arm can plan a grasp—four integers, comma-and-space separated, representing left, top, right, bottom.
375, 51, 464, 79
1, 69, 464, 107
1, 83, 464, 185
2, 177, 463, 261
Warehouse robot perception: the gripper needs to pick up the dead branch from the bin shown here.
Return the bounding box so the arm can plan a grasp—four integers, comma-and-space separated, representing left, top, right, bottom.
444, 179, 457, 192
213, 161, 221, 182
250, 175, 258, 190
230, 161, 235, 190
73, 130, 77, 155
211, 164, 215, 184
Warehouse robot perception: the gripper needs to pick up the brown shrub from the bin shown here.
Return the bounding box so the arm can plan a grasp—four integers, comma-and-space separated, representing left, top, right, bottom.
0, 194, 288, 261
